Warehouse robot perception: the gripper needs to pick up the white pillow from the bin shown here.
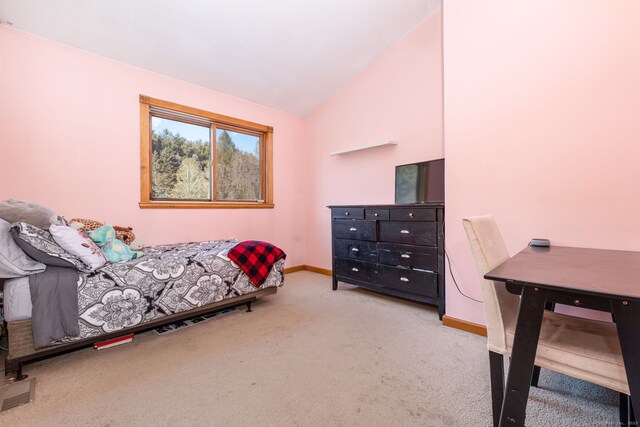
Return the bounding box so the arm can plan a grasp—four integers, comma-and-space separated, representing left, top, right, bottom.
50, 224, 108, 271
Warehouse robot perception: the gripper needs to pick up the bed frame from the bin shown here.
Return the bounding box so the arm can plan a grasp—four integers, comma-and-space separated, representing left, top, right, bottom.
4, 287, 277, 380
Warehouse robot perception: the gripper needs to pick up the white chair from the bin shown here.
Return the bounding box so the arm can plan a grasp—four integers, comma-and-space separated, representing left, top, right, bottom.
462, 215, 634, 426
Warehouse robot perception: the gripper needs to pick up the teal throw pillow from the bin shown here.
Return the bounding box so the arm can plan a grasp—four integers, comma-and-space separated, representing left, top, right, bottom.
87, 225, 143, 263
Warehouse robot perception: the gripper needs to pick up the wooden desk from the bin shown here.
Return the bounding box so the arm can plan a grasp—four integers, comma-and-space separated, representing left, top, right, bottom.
485, 245, 640, 426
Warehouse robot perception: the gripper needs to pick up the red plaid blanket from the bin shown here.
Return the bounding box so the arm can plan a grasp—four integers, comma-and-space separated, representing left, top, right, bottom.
228, 240, 286, 287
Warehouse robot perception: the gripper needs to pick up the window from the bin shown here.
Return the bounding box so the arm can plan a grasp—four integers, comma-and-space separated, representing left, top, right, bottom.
139, 95, 273, 208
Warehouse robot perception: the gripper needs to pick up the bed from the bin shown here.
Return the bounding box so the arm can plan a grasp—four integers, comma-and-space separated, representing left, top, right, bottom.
3, 238, 285, 379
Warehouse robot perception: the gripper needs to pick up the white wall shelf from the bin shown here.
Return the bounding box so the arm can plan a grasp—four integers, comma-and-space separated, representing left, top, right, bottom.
329, 141, 398, 156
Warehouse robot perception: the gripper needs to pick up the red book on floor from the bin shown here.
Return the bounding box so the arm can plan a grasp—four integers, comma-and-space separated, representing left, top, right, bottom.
94, 334, 134, 350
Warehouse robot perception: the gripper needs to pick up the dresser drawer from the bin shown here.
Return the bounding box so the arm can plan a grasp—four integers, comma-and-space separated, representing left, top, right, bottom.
378, 243, 438, 271
334, 239, 378, 263
332, 220, 377, 241
365, 209, 389, 220
377, 265, 437, 298
379, 221, 437, 246
333, 219, 376, 241
332, 208, 365, 219
389, 208, 436, 222
335, 258, 377, 283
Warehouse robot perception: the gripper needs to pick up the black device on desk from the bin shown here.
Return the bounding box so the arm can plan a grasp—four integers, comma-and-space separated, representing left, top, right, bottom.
530, 238, 550, 247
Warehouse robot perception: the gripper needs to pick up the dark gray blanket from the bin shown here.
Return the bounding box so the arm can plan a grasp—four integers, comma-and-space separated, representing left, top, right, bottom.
29, 266, 80, 348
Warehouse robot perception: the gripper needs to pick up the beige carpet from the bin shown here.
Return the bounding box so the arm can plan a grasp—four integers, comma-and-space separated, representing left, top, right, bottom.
0, 271, 618, 426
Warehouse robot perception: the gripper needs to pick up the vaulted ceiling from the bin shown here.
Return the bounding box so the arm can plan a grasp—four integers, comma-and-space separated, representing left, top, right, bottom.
0, 0, 442, 115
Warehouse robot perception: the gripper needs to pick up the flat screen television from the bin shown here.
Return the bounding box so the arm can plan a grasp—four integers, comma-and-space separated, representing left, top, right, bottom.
395, 159, 444, 204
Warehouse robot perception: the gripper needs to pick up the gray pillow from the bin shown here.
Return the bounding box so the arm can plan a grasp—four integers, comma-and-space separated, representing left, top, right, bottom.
0, 218, 46, 278
0, 199, 59, 229
11, 222, 88, 271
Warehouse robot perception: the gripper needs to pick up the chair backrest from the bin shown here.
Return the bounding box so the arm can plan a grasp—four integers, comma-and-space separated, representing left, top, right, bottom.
462, 216, 520, 354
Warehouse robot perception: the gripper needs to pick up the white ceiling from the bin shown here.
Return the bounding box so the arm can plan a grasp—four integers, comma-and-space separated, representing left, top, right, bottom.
0, 0, 441, 116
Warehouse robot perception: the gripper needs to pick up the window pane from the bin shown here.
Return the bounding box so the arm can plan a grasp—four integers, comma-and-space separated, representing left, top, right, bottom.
216, 129, 262, 201
151, 116, 211, 200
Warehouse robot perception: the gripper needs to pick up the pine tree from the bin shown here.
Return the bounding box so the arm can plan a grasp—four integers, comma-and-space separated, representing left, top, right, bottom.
216, 130, 238, 199
171, 157, 210, 199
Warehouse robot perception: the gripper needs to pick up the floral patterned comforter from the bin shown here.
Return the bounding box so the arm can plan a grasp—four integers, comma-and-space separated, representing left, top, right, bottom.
61, 239, 283, 344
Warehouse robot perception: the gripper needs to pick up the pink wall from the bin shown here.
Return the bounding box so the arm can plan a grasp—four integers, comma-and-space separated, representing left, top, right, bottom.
304, 10, 444, 269
0, 27, 307, 266
444, 1, 640, 324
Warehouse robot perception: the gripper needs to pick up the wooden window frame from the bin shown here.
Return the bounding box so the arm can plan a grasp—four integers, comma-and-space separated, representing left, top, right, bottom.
139, 95, 274, 209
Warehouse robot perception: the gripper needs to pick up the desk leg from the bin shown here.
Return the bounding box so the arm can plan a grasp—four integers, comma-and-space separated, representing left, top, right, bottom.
500, 286, 547, 427
611, 298, 640, 419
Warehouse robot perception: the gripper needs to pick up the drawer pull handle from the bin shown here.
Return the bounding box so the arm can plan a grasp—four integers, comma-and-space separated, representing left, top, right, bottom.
350, 227, 357, 232
345, 212, 350, 216
400, 277, 409, 282
351, 248, 359, 252
400, 230, 410, 234
409, 213, 414, 218
352, 267, 359, 272
401, 254, 411, 259
374, 213, 379, 217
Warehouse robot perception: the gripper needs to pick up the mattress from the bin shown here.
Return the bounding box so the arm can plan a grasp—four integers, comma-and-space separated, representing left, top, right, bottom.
3, 276, 32, 322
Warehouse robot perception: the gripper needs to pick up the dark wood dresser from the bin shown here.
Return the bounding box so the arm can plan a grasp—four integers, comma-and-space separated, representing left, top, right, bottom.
328, 204, 445, 319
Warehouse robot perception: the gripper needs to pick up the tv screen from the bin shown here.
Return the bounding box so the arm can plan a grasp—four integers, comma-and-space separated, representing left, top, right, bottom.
395, 159, 444, 204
